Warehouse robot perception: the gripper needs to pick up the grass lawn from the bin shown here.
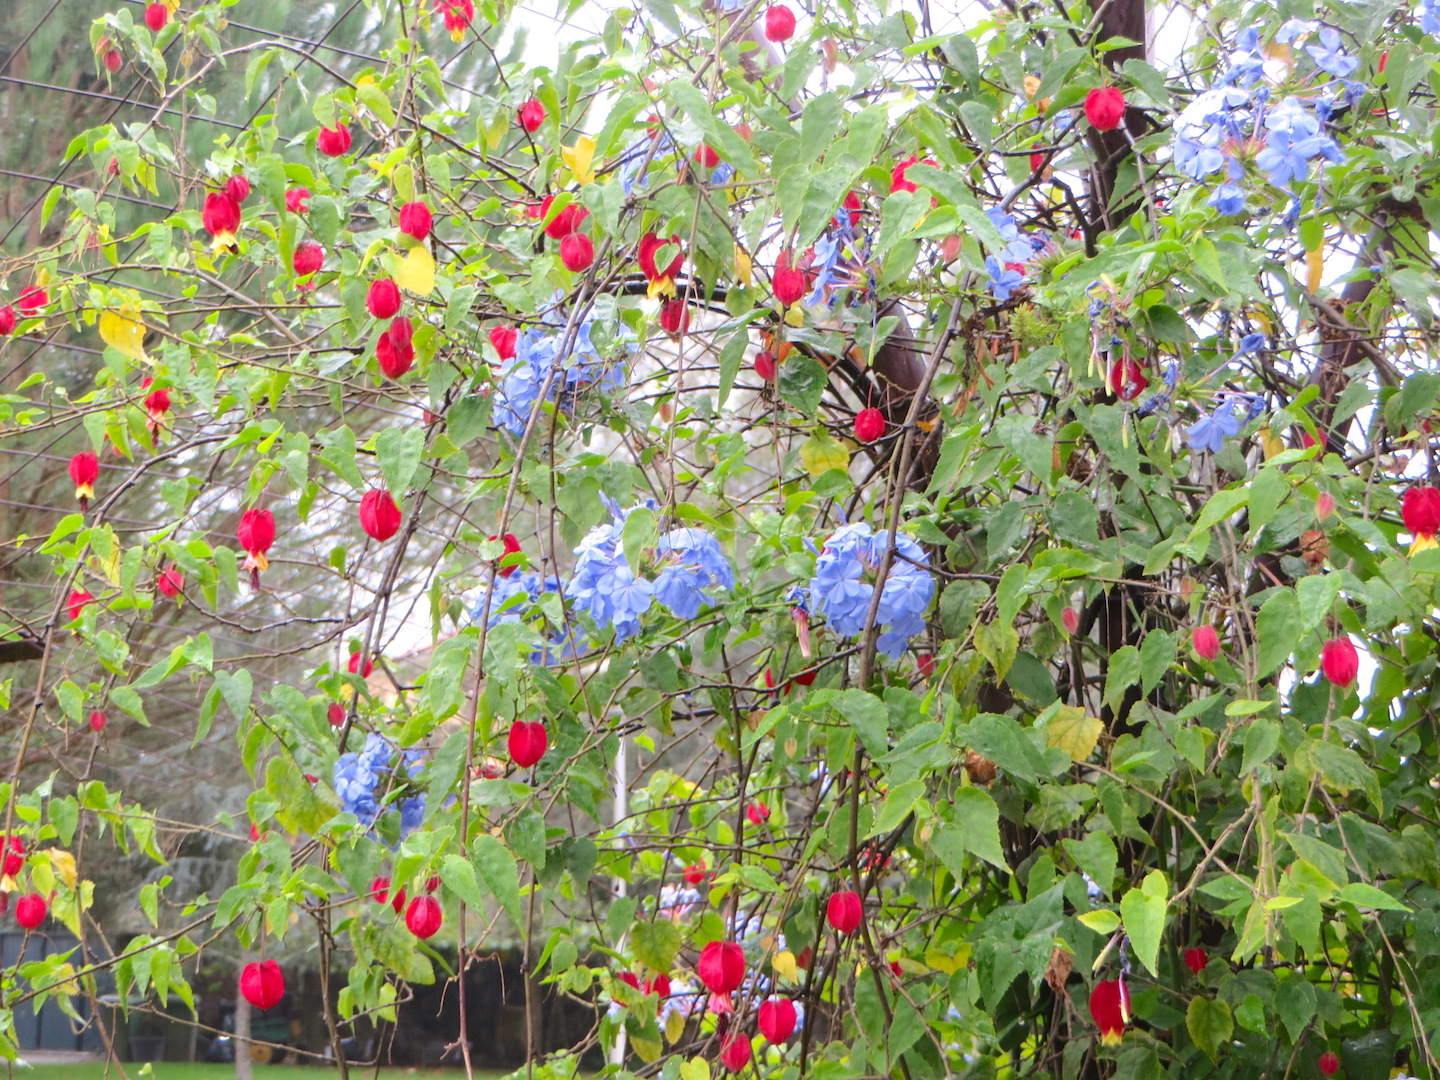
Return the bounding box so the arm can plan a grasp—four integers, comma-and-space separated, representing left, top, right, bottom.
6, 1066, 503, 1079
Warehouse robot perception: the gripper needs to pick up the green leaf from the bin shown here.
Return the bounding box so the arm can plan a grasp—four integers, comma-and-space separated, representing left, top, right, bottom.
777, 355, 827, 415
1254, 589, 1300, 678
471, 834, 523, 928
621, 505, 658, 576
376, 426, 426, 499
213, 669, 252, 722
630, 918, 682, 974
1334, 882, 1410, 912
951, 788, 1008, 870
1186, 995, 1233, 1063
1103, 645, 1142, 709
834, 690, 889, 758
439, 854, 486, 910
1119, 870, 1168, 976
1063, 832, 1118, 898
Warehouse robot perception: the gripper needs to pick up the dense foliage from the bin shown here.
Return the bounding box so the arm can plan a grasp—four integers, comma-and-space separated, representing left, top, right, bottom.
3, 0, 1440, 1078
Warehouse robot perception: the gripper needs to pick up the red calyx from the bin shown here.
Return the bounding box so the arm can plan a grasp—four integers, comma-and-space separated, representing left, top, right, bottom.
697, 940, 745, 995
347, 652, 376, 679
659, 298, 690, 336
638, 233, 684, 285
1183, 946, 1207, 975
720, 1034, 751, 1072
89, 709, 107, 733
1402, 485, 1440, 540
757, 998, 797, 1043
157, 567, 183, 599
773, 250, 808, 307
683, 863, 708, 886
15, 894, 47, 930
489, 326, 518, 361
285, 188, 312, 214
490, 532, 523, 576
560, 232, 595, 272
144, 3, 169, 31
1088, 978, 1129, 1044
316, 124, 352, 157
541, 195, 589, 240
292, 242, 324, 283
398, 201, 433, 242
70, 451, 99, 511
377, 316, 416, 380
226, 175, 251, 203
1192, 625, 1220, 660
360, 489, 402, 542
0, 307, 15, 335
202, 191, 241, 241
517, 98, 546, 132
754, 351, 776, 381
854, 407, 886, 444
67, 589, 95, 622
764, 3, 796, 41
367, 278, 402, 320
826, 889, 862, 934
745, 801, 770, 826
1084, 87, 1126, 132
1319, 637, 1358, 687
508, 720, 548, 768
240, 960, 285, 1010
406, 894, 443, 938
328, 702, 347, 727
1318, 1052, 1340, 1077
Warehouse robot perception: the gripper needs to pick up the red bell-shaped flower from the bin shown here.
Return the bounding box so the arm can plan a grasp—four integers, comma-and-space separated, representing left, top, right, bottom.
518, 98, 546, 132
67, 589, 95, 622
144, 3, 169, 31
889, 154, 935, 194
316, 123, 352, 157
720, 1033, 752, 1072
757, 997, 797, 1043
491, 532, 523, 576
436, 0, 474, 39
638, 233, 684, 294
285, 188, 312, 214
237, 508, 275, 590
854, 407, 886, 444
694, 144, 721, 170
683, 863, 707, 886
772, 251, 807, 307
328, 702, 347, 727
697, 940, 745, 995
1088, 978, 1129, 1044
15, 893, 47, 930
157, 567, 183, 600
1191, 625, 1220, 660
826, 889, 862, 935
69, 452, 99, 512
226, 175, 251, 204
489, 326, 518, 361
348, 652, 375, 678
202, 191, 241, 244
754, 351, 776, 381
406, 894, 443, 939
1319, 636, 1358, 687
1, 836, 25, 877
508, 720, 548, 768
0, 307, 15, 335
745, 801, 770, 826
360, 489, 402, 542
240, 960, 285, 1010
377, 317, 416, 380
541, 195, 589, 240
560, 232, 595, 272
398, 201, 433, 242
764, 3, 796, 41
1084, 87, 1126, 132
1318, 1051, 1340, 1077
292, 242, 324, 284
659, 298, 690, 336
367, 278, 402, 320
1402, 485, 1440, 542
89, 709, 107, 732
1183, 947, 1207, 975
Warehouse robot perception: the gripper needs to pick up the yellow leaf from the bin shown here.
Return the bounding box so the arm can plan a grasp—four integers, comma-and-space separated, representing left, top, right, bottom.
1261, 427, 1285, 460
664, 1008, 687, 1045
734, 245, 753, 287
47, 849, 78, 889
98, 307, 148, 362
1045, 704, 1103, 762
562, 135, 597, 185
924, 949, 959, 974
393, 246, 435, 295
680, 1057, 711, 1080
772, 949, 799, 982
799, 433, 849, 478
1305, 248, 1323, 293
784, 304, 805, 328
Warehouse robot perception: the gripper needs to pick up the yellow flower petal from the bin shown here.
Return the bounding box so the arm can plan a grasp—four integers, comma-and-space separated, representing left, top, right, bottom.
562, 135, 597, 186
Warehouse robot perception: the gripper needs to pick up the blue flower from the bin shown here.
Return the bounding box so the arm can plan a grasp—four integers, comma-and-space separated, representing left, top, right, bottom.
810, 523, 933, 658
1255, 128, 1342, 190
1187, 403, 1243, 454
1306, 28, 1358, 78
1208, 183, 1247, 214
1423, 0, 1440, 36
333, 733, 428, 839
1276, 18, 1315, 44
984, 256, 1025, 302
492, 319, 631, 435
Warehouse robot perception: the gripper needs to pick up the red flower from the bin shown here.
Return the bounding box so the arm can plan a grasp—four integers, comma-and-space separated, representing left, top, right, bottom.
1318, 1051, 1340, 1077
490, 532, 523, 576
372, 876, 408, 912
226, 175, 251, 203
67, 589, 95, 622
1192, 625, 1220, 660
285, 187, 312, 214
328, 702, 346, 727
683, 863, 707, 886
69, 452, 98, 511
0, 307, 15, 335
89, 709, 107, 733
758, 998, 797, 1043
103, 49, 123, 73
144, 3, 169, 31
638, 233, 684, 291
1061, 606, 1080, 634
15, 894, 47, 930
157, 567, 183, 599
838, 190, 863, 227
889, 154, 936, 194
367, 278, 402, 320
917, 652, 935, 678
1402, 486, 1440, 541
292, 242, 324, 283
644, 974, 671, 996
377, 317, 416, 379
826, 890, 862, 935
144, 384, 171, 433
720, 1034, 752, 1072
316, 124, 352, 157
240, 960, 285, 1010
659, 298, 690, 336
753, 351, 776, 381
1319, 637, 1358, 687
406, 894, 443, 938
1084, 87, 1126, 132
697, 940, 745, 995
619, 971, 641, 989
360, 489, 402, 542
854, 407, 885, 444
745, 801, 770, 826
541, 195, 589, 240
695, 144, 721, 170
237, 508, 275, 588
773, 250, 807, 307
489, 326, 518, 361
518, 98, 546, 132
1108, 357, 1148, 401
1183, 947, 1207, 975
348, 652, 375, 678
398, 201, 433, 242
436, 0, 474, 39
1315, 492, 1336, 521
202, 191, 241, 245
508, 720, 548, 768
1, 837, 24, 877
1089, 978, 1129, 1044
764, 3, 796, 41
560, 232, 595, 272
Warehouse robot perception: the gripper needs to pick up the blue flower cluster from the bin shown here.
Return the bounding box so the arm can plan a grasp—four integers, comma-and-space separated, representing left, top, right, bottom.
1172, 25, 1354, 209
982, 209, 1046, 301
491, 319, 629, 435
1187, 393, 1266, 453
810, 523, 934, 658
333, 733, 426, 837
470, 570, 560, 627
569, 501, 733, 641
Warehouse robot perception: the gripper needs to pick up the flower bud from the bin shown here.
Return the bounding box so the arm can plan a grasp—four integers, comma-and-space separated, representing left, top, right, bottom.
517, 98, 546, 132
316, 124, 352, 157
89, 709, 107, 733
15, 894, 47, 930
697, 940, 745, 995
758, 998, 797, 1043
406, 894, 443, 939
398, 201, 433, 242
764, 3, 796, 41
854, 407, 886, 444
240, 960, 285, 1010
367, 278, 402, 320
359, 489, 402, 542
1191, 624, 1220, 661
826, 889, 862, 935
1084, 87, 1126, 131
508, 720, 548, 768
560, 232, 595, 272
1319, 636, 1359, 687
